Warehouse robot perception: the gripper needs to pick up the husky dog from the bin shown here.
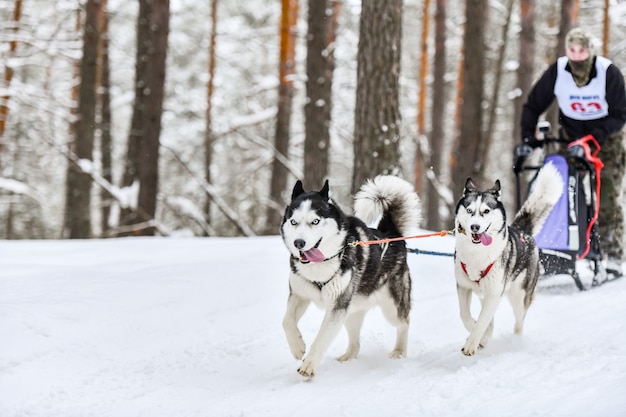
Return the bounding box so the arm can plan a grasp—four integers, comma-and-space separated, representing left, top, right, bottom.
280, 176, 421, 377
454, 163, 563, 356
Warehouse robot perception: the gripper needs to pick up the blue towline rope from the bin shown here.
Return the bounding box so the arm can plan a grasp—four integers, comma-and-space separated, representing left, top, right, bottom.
407, 247, 454, 257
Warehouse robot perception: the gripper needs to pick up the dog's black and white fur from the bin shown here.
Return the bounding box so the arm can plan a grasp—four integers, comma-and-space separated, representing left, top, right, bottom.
280, 175, 421, 377
454, 163, 563, 355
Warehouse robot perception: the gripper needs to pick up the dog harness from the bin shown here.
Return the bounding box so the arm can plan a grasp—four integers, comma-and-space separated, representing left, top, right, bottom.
313, 280, 330, 290
460, 261, 494, 283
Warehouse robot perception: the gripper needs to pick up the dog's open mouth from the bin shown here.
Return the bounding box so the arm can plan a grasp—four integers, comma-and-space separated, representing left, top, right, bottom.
471, 232, 493, 246
299, 239, 326, 263
300, 248, 326, 263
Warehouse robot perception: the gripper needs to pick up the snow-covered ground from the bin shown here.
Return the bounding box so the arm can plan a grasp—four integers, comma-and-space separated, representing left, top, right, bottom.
1, 235, 625, 417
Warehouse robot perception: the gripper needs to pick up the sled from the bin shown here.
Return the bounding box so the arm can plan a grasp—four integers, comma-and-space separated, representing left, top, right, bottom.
513, 123, 617, 290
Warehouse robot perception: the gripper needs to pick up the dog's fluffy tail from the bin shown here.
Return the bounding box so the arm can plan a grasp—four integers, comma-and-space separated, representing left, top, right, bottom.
513, 162, 564, 236
354, 175, 422, 237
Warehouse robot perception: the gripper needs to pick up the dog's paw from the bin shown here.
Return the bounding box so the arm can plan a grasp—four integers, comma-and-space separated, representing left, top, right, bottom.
461, 337, 480, 356
461, 346, 476, 356
388, 349, 407, 359
297, 360, 316, 378
337, 350, 358, 362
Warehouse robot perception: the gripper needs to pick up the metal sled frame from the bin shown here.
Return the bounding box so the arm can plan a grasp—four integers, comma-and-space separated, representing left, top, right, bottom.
514, 140, 605, 290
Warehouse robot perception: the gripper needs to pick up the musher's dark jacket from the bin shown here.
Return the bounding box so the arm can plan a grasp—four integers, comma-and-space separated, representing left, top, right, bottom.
521, 56, 626, 143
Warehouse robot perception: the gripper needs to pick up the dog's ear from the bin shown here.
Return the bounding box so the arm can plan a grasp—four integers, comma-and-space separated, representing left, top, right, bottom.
291, 180, 305, 200
464, 178, 476, 194
489, 180, 502, 199
319, 180, 330, 200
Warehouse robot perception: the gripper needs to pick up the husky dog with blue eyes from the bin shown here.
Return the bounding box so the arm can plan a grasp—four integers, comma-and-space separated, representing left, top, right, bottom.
280, 175, 421, 378
454, 163, 563, 356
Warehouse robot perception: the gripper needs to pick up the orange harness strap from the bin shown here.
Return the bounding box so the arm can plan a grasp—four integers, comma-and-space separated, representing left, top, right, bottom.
353, 230, 452, 247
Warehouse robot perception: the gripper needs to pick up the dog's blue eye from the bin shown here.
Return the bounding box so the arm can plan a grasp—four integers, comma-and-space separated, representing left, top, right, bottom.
290, 219, 297, 226
312, 219, 320, 225
466, 208, 473, 214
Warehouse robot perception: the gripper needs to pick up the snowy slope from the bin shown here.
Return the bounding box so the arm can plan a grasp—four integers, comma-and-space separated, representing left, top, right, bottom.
1, 236, 625, 417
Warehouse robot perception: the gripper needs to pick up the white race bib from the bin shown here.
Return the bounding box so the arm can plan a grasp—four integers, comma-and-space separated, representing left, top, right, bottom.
553, 56, 611, 121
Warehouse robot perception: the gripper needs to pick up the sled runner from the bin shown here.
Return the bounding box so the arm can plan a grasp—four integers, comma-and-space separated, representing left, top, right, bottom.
513, 122, 615, 290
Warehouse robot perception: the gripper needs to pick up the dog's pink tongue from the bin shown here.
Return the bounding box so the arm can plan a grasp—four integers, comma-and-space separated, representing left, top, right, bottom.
303, 248, 326, 262
479, 233, 493, 246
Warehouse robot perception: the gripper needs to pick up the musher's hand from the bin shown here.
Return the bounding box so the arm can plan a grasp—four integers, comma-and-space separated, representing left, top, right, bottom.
513, 144, 533, 174
522, 136, 542, 148
514, 143, 533, 158
566, 144, 585, 159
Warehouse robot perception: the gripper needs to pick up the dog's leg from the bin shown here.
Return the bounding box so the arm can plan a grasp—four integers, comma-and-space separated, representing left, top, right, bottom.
379, 293, 409, 359
389, 319, 409, 359
298, 309, 347, 377
462, 294, 501, 356
475, 295, 495, 347
456, 284, 475, 332
282, 294, 311, 360
337, 310, 366, 362
480, 317, 495, 348
507, 285, 529, 334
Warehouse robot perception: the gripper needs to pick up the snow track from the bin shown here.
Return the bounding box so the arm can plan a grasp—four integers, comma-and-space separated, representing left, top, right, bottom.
1, 236, 625, 417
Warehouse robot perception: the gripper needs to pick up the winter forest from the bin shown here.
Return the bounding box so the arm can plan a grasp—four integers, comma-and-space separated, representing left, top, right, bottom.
1, 0, 625, 239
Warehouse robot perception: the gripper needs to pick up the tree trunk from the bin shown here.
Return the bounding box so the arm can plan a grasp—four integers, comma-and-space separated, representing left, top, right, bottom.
0, 0, 22, 153
425, 0, 446, 231
545, 0, 579, 130
99, 0, 113, 236
450, 0, 486, 196
477, 0, 513, 184
557, 0, 579, 56
352, 0, 403, 193
118, 0, 153, 232
204, 0, 218, 234
303, 0, 339, 191
63, 0, 101, 238
137, 0, 170, 236
513, 0, 536, 142
265, 0, 298, 234
0, 0, 23, 236
415, 0, 430, 197
602, 0, 609, 57
450, 36, 464, 187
